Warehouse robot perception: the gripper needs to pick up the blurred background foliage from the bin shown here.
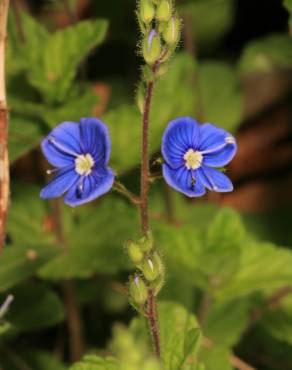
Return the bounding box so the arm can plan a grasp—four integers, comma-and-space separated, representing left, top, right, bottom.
1, 0, 292, 369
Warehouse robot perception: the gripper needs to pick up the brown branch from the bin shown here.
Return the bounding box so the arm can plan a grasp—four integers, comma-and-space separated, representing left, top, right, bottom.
203, 338, 257, 370
0, 0, 10, 251
51, 199, 85, 362
11, 0, 25, 43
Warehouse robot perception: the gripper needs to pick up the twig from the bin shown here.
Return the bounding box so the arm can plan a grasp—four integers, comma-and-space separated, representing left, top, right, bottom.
62, 0, 77, 24
113, 181, 141, 205
249, 286, 292, 327
203, 338, 257, 370
51, 199, 85, 362
197, 292, 212, 324
0, 0, 10, 251
229, 354, 257, 370
0, 346, 33, 370
11, 0, 25, 43
0, 294, 14, 319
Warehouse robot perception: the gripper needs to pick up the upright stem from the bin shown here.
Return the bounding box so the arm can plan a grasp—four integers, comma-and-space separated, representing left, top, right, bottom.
0, 0, 10, 251
140, 80, 154, 234
140, 71, 161, 359
51, 199, 85, 362
148, 289, 161, 358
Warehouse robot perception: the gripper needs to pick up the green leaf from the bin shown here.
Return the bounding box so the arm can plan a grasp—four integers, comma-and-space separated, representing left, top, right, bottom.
158, 302, 201, 370
283, 0, 292, 31
39, 197, 138, 280
110, 324, 160, 370
203, 299, 250, 347
0, 243, 57, 292
198, 208, 246, 286
70, 355, 118, 370
200, 346, 232, 370
2, 282, 64, 332
22, 351, 67, 370
198, 62, 243, 132
131, 301, 201, 370
239, 34, 292, 74
9, 115, 45, 163
8, 184, 55, 246
261, 294, 292, 346
16, 12, 108, 103
217, 241, 292, 301
179, 0, 236, 52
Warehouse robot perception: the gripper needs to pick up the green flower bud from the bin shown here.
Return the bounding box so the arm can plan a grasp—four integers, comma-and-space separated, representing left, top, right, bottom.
162, 15, 181, 45
156, 0, 172, 22
152, 251, 164, 275
138, 230, 154, 252
143, 30, 161, 65
126, 239, 144, 264
140, 0, 155, 24
129, 275, 148, 305
142, 257, 160, 282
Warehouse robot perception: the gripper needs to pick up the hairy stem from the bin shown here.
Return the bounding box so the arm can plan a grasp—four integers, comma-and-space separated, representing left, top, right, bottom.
140, 80, 154, 234
0, 0, 10, 251
140, 70, 161, 359
147, 289, 161, 358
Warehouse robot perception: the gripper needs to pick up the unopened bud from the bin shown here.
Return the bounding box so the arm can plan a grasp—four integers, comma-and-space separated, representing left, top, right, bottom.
162, 15, 181, 45
143, 30, 161, 65
140, 0, 155, 24
142, 257, 159, 282
126, 239, 144, 264
156, 0, 172, 22
138, 230, 154, 252
129, 275, 148, 305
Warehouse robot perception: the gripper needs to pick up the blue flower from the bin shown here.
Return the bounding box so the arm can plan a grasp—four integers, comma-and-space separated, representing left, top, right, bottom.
161, 117, 237, 197
40, 118, 114, 207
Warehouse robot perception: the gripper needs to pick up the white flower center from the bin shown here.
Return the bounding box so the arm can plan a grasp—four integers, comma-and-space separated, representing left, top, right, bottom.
184, 149, 202, 170
75, 154, 94, 176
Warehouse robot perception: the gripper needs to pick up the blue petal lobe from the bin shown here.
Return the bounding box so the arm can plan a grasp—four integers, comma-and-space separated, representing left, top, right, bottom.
79, 118, 111, 165
40, 168, 78, 199
199, 123, 237, 166
162, 164, 205, 197
41, 121, 81, 167
198, 166, 233, 192
203, 143, 236, 167
64, 168, 114, 207
162, 117, 200, 169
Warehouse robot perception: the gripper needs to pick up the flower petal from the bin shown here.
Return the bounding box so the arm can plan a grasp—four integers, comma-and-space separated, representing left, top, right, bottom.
40, 168, 78, 199
198, 166, 233, 192
162, 117, 200, 169
162, 164, 206, 197
199, 123, 237, 167
64, 168, 114, 207
79, 118, 111, 164
41, 121, 81, 167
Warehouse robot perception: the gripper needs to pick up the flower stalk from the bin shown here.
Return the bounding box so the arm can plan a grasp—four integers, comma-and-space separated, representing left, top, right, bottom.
130, 0, 181, 360
0, 0, 10, 251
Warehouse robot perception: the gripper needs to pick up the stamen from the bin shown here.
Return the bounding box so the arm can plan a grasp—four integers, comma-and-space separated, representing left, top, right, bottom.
75, 154, 95, 176
184, 149, 202, 170
200, 136, 235, 155
46, 168, 58, 175
48, 136, 79, 157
